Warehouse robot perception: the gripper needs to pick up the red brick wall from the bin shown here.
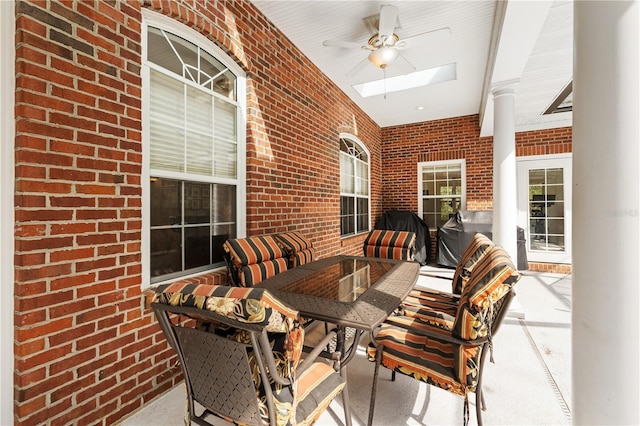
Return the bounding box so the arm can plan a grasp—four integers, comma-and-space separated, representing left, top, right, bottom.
380, 115, 572, 215
13, 0, 380, 424
12, 0, 572, 423
379, 116, 572, 261
381, 114, 493, 213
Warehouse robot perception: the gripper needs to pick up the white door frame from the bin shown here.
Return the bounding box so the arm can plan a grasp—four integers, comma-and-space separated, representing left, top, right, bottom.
0, 1, 15, 424
517, 154, 572, 264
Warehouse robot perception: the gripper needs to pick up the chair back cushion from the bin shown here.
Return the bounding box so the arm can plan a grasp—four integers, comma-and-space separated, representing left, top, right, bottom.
223, 235, 288, 286
275, 231, 317, 267
451, 233, 494, 295
452, 245, 520, 341
153, 283, 299, 332
363, 229, 416, 261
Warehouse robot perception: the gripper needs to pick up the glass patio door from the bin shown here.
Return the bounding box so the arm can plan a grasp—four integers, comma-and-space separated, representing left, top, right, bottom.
517, 155, 572, 264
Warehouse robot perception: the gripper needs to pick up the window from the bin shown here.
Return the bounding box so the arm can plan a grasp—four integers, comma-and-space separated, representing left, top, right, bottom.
340, 135, 370, 236
418, 160, 466, 229
143, 15, 245, 284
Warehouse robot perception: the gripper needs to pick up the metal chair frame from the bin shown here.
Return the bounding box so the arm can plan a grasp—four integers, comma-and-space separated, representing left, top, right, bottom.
368, 289, 516, 426
152, 303, 347, 426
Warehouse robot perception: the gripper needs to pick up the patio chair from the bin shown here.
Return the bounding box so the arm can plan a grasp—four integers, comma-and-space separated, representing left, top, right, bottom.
152, 283, 348, 426
223, 235, 288, 286
400, 232, 494, 321
275, 231, 316, 267
367, 245, 520, 426
362, 229, 416, 261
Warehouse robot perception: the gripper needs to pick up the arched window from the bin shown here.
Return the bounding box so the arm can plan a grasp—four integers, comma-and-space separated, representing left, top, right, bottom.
339, 134, 370, 236
143, 12, 245, 285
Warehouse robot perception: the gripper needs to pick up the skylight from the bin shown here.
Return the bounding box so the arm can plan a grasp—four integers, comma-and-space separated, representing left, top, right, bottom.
353, 63, 457, 98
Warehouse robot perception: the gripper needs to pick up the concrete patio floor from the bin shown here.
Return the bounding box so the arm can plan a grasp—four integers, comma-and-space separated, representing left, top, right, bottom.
120, 265, 572, 426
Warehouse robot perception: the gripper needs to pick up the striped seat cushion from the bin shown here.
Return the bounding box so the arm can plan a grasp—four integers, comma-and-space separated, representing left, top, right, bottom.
295, 362, 346, 425
398, 289, 459, 332
223, 235, 288, 286
275, 232, 316, 267
291, 248, 316, 267
363, 229, 416, 261
240, 258, 288, 287
368, 318, 481, 395
451, 233, 495, 294
453, 245, 520, 340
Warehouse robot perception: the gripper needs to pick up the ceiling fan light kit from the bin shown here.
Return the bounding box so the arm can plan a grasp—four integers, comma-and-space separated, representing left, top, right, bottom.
368, 45, 399, 68
322, 4, 450, 77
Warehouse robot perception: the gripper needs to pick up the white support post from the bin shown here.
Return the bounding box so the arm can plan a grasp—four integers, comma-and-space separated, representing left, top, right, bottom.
491, 82, 519, 264
572, 1, 639, 424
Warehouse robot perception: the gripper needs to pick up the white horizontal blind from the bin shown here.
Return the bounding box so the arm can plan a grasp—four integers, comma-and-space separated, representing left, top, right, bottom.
340, 151, 354, 193
214, 99, 237, 178
150, 69, 185, 173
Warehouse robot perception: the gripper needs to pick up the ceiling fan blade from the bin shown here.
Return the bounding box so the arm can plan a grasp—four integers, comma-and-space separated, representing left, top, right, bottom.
396, 27, 452, 50
323, 39, 370, 50
378, 4, 398, 41
392, 54, 416, 75
347, 57, 370, 77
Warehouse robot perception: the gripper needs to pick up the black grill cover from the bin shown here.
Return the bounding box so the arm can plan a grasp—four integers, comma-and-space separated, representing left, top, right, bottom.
437, 210, 528, 270
375, 211, 430, 265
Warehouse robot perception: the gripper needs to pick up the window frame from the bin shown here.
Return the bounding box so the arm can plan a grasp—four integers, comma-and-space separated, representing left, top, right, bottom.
339, 133, 371, 237
141, 10, 246, 288
417, 159, 467, 230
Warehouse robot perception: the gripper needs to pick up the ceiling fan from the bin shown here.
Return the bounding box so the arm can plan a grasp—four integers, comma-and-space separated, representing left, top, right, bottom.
323, 4, 451, 77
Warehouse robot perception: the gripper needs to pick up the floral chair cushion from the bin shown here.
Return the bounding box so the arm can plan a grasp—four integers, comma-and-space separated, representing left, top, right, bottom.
152, 282, 300, 340
153, 283, 313, 425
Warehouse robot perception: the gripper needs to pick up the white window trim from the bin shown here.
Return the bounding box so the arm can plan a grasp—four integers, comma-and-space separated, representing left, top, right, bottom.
417, 159, 467, 227
0, 1, 15, 423
517, 153, 572, 264
141, 10, 246, 288
339, 132, 371, 236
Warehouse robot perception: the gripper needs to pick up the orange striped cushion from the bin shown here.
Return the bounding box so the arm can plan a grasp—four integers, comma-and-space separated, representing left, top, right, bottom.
224, 235, 286, 268
398, 289, 459, 332
295, 363, 346, 425
369, 320, 477, 395
275, 232, 316, 267
452, 245, 520, 340
240, 257, 288, 286
275, 231, 313, 252
451, 233, 494, 294
363, 230, 416, 261
292, 248, 316, 267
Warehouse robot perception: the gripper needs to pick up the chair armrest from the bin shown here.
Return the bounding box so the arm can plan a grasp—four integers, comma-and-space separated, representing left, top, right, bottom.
296, 328, 341, 376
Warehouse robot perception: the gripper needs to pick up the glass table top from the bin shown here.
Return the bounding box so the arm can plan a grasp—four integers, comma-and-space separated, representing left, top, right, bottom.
279, 258, 395, 302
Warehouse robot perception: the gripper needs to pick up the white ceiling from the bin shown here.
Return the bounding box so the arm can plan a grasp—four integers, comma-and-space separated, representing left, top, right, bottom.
251, 0, 573, 135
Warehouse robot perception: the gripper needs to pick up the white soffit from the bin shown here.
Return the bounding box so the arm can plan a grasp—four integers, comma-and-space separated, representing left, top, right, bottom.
480, 0, 557, 136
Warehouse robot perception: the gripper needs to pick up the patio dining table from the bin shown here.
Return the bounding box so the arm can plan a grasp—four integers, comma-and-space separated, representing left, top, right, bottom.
257, 255, 420, 425
258, 254, 419, 337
